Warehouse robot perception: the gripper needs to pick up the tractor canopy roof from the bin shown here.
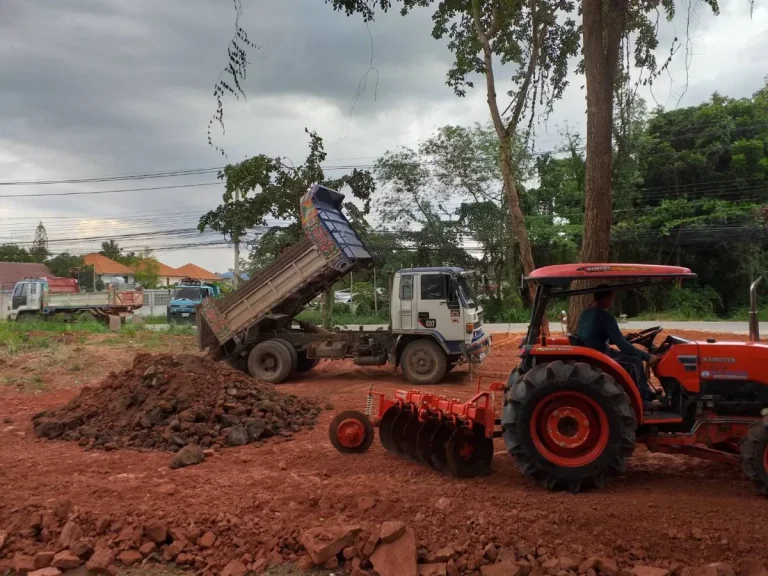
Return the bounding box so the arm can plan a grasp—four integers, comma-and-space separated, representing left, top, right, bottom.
526, 263, 696, 288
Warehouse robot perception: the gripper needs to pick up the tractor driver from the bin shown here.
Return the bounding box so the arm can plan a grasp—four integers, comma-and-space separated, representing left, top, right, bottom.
576, 286, 662, 411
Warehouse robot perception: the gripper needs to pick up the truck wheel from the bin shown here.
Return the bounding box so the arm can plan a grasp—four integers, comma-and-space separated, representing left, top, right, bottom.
247, 341, 293, 383
296, 351, 319, 373
401, 340, 448, 385
274, 339, 298, 375
502, 360, 636, 493
740, 420, 768, 495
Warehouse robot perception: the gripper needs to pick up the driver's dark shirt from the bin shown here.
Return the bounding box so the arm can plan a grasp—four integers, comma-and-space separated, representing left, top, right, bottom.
576, 306, 650, 361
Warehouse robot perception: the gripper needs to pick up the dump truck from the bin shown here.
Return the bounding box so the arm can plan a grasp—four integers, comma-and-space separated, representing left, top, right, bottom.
167, 277, 221, 323
9, 276, 144, 322
198, 184, 491, 385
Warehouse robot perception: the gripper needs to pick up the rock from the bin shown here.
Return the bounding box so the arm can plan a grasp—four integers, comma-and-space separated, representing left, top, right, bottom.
15, 555, 36, 575
71, 539, 94, 559
300, 525, 361, 565
484, 544, 499, 562
118, 550, 142, 567
251, 558, 267, 573
324, 557, 340, 569
169, 444, 204, 469
631, 568, 669, 576
165, 539, 186, 559
0, 529, 6, 551
742, 559, 768, 576
706, 564, 735, 576
296, 555, 315, 570
34, 552, 55, 569
106, 566, 119, 576
58, 521, 84, 548
370, 526, 417, 576
343, 546, 357, 560
580, 558, 600, 573
362, 529, 381, 557
543, 558, 560, 573
52, 551, 82, 570
357, 497, 377, 511
144, 521, 168, 544
481, 562, 522, 576
435, 498, 451, 510
597, 558, 619, 576
139, 542, 156, 556
557, 558, 579, 571
380, 521, 406, 543
221, 559, 248, 576
35, 419, 64, 439
227, 425, 249, 446
29, 569, 61, 576
198, 531, 216, 548
95, 517, 111, 535
86, 548, 116, 573
175, 553, 194, 565
516, 559, 533, 576
431, 545, 456, 563
447, 559, 460, 576
420, 563, 448, 576
244, 418, 267, 441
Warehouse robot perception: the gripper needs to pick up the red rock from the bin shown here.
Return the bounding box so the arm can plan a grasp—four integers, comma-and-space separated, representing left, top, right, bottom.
118, 550, 142, 567
34, 552, 55, 569
481, 563, 522, 576
251, 558, 267, 573
139, 542, 156, 556
580, 558, 600, 573
86, 548, 116, 573
143, 521, 167, 544
516, 560, 533, 576
15, 555, 36, 576
71, 539, 94, 559
435, 498, 451, 510
297, 555, 315, 570
266, 551, 283, 567
29, 569, 62, 576
380, 521, 406, 544
431, 545, 456, 563
631, 568, 669, 576
58, 521, 84, 549
106, 566, 119, 576
543, 558, 560, 573
707, 564, 735, 576
557, 558, 579, 571
447, 559, 460, 576
300, 525, 361, 565
343, 546, 357, 560
116, 527, 134, 543
370, 526, 417, 576
95, 517, 111, 535
742, 559, 768, 576
0, 530, 7, 551
199, 531, 217, 548
587, 569, 598, 576
221, 559, 248, 576
484, 544, 499, 562
598, 559, 619, 576
165, 540, 186, 560
52, 551, 82, 570
420, 563, 447, 576
357, 497, 376, 512
362, 529, 381, 557
175, 553, 194, 565
324, 557, 340, 569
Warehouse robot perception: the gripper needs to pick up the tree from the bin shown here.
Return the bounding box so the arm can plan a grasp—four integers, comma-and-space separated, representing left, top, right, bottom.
132, 248, 161, 288
199, 129, 376, 327
0, 244, 34, 263
30, 221, 49, 263
99, 240, 122, 262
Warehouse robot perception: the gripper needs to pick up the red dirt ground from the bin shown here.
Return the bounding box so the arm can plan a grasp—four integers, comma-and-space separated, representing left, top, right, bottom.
1, 329, 767, 574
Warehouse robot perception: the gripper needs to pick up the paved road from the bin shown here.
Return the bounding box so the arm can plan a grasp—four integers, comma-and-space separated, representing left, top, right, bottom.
145, 320, 764, 335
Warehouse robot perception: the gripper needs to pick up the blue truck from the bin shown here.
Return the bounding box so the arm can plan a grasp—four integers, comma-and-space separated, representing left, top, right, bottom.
167, 278, 221, 323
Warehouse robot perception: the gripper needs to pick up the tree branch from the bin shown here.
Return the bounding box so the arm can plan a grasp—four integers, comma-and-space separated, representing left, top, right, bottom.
471, 0, 506, 140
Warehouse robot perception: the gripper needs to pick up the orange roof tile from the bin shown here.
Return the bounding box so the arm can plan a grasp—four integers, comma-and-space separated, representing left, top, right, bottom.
174, 263, 218, 281
82, 254, 134, 275
156, 262, 183, 277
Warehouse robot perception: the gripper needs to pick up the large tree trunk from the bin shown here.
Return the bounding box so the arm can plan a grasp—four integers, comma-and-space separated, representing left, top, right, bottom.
567, 0, 626, 332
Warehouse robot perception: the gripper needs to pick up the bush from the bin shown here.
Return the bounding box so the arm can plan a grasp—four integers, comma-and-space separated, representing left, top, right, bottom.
334, 303, 351, 314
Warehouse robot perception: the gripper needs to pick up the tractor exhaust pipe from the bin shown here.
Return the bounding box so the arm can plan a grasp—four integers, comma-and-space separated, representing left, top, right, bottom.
749, 277, 763, 342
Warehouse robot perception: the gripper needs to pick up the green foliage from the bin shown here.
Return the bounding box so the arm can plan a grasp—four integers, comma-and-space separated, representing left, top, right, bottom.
0, 244, 34, 263
98, 239, 135, 265
31, 222, 49, 263
131, 248, 161, 288
45, 252, 85, 278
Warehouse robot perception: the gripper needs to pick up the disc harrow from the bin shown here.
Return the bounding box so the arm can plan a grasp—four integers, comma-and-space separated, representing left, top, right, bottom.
328, 378, 505, 478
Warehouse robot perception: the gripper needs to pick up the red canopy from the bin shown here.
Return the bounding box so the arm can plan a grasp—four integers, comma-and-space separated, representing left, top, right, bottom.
527, 263, 695, 285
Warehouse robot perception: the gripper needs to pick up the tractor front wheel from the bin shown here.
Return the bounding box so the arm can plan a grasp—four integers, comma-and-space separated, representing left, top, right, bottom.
740, 420, 768, 495
502, 360, 637, 493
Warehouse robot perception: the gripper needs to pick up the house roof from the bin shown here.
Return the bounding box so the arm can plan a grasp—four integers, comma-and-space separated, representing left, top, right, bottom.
218, 271, 250, 281
174, 263, 218, 281
82, 254, 134, 275
156, 262, 183, 277
0, 262, 54, 289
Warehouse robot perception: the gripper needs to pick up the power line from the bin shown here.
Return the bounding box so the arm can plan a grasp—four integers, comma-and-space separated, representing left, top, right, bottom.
0, 181, 222, 198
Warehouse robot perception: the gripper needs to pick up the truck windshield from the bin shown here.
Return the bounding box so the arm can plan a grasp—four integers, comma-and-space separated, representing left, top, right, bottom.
173, 287, 201, 301
458, 276, 477, 309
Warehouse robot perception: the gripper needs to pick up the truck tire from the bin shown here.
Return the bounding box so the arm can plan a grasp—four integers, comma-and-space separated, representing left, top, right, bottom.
502, 360, 636, 493
401, 339, 448, 385
274, 339, 298, 375
247, 341, 293, 384
296, 351, 319, 373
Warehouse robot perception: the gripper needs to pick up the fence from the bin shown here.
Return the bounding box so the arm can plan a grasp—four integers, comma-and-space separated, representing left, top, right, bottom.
134, 289, 172, 318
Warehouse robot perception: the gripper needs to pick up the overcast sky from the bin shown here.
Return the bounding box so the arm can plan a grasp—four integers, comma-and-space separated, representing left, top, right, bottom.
1, 0, 766, 273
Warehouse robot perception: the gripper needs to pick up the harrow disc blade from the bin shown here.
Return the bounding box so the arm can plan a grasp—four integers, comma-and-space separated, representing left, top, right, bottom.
446, 425, 494, 478
416, 417, 441, 469
378, 405, 402, 453
390, 406, 415, 456
402, 415, 424, 461
430, 420, 456, 474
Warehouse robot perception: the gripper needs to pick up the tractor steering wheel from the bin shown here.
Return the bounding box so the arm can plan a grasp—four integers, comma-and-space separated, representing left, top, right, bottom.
626, 326, 663, 351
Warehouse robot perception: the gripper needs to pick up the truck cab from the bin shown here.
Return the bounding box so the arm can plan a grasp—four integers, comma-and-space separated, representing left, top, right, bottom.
168, 278, 221, 323
391, 267, 489, 367
10, 277, 79, 320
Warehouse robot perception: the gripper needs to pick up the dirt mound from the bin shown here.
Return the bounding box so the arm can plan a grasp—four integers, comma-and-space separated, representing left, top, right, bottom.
31, 353, 321, 451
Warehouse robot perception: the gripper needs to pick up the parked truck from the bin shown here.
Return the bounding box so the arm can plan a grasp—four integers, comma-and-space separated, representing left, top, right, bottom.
197, 184, 491, 385
9, 276, 144, 322
167, 277, 221, 323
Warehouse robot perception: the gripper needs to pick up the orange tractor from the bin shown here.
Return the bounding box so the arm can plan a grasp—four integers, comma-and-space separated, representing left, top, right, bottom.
329, 264, 768, 494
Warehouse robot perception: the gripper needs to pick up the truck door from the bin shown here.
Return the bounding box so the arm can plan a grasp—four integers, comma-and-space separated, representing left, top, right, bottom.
415, 273, 464, 340
398, 273, 414, 330
11, 282, 28, 311
27, 281, 42, 311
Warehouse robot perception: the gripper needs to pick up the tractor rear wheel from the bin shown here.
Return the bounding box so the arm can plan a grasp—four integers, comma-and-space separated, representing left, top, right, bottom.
502, 360, 636, 493
247, 341, 293, 383
740, 420, 768, 495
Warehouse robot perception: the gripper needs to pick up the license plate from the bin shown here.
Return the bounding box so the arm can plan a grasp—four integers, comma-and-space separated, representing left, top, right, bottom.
182, 313, 190, 317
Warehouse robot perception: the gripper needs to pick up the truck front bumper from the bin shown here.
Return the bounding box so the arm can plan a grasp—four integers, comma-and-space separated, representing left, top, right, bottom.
464, 330, 491, 363
167, 308, 197, 322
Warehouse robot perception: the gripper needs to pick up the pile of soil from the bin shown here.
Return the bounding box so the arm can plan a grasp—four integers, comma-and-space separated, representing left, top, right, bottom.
31, 353, 321, 451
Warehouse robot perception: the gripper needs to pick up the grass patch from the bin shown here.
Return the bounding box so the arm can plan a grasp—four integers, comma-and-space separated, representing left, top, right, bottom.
295, 309, 389, 326
141, 315, 169, 324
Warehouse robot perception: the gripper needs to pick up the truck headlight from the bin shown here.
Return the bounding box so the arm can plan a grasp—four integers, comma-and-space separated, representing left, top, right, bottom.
466, 323, 474, 334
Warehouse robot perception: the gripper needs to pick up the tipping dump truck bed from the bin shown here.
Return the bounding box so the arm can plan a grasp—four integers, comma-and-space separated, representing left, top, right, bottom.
197, 184, 373, 358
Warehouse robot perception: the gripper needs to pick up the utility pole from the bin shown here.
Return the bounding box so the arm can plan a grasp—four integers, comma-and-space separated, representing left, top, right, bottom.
233, 188, 240, 289
373, 267, 377, 314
